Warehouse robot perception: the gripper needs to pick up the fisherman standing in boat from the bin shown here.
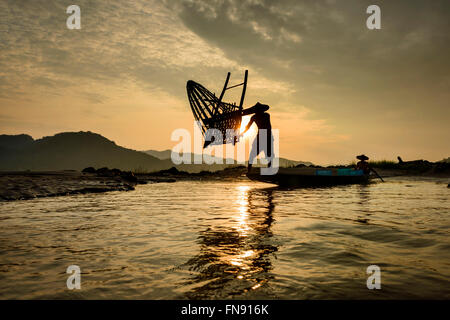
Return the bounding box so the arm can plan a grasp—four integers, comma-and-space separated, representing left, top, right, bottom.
240, 102, 274, 173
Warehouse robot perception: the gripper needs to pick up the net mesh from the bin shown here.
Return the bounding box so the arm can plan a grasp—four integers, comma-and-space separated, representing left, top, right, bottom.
204, 107, 242, 145
187, 80, 242, 146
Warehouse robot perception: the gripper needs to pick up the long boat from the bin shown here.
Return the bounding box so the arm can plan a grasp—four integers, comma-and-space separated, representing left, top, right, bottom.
246, 167, 370, 187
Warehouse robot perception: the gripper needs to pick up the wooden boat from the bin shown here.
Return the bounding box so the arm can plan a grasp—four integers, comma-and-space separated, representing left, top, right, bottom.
246, 167, 370, 187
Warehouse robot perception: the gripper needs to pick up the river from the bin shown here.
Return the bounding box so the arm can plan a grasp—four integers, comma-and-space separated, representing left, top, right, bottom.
0, 176, 449, 299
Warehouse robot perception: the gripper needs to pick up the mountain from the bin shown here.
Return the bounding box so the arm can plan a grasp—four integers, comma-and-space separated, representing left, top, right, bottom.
0, 132, 173, 172
0, 134, 34, 150
0, 131, 313, 172
144, 149, 173, 160
143, 149, 313, 170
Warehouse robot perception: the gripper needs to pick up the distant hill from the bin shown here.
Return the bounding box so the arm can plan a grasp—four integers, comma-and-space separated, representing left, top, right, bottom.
143, 149, 313, 172
0, 131, 313, 172
277, 157, 313, 168
0, 132, 173, 172
0, 134, 34, 150
144, 149, 173, 160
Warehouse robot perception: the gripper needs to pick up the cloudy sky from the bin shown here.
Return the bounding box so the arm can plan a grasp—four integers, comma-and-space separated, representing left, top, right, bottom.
1, 0, 449, 164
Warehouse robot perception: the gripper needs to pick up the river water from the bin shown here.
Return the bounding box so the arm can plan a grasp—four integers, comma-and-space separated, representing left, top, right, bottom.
0, 176, 449, 299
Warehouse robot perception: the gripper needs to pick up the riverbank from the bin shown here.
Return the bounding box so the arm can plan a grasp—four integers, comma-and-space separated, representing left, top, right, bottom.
0, 166, 248, 201
1, 162, 448, 202
368, 159, 450, 178
0, 171, 138, 201
319, 159, 450, 178
137, 166, 248, 182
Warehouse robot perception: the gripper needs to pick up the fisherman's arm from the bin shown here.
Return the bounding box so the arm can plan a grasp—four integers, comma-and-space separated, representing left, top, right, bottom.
241, 116, 255, 134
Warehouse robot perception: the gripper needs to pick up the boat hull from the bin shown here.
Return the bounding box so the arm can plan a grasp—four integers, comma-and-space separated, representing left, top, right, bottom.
247, 167, 370, 187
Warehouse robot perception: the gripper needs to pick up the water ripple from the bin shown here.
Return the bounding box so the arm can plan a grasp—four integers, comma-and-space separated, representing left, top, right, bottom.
0, 177, 449, 299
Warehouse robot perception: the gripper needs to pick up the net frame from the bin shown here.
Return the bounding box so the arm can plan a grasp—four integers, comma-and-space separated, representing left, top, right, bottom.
186, 70, 248, 148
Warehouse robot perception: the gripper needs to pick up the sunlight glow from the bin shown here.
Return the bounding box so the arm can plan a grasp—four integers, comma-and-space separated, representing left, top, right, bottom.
252, 283, 262, 290
235, 185, 250, 236
229, 250, 256, 269
239, 115, 257, 139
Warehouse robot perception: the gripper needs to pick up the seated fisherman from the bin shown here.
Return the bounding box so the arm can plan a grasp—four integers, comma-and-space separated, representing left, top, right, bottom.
355, 154, 371, 174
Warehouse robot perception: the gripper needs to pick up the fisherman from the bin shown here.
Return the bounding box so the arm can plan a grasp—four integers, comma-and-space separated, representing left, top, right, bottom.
355, 154, 385, 182
355, 154, 371, 174
240, 102, 274, 173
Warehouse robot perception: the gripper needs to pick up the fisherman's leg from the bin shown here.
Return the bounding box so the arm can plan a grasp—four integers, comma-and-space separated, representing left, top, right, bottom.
248, 137, 259, 172
268, 132, 273, 167
263, 131, 274, 167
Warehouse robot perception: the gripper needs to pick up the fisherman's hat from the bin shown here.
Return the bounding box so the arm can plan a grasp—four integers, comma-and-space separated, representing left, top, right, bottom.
356, 154, 369, 161
254, 102, 270, 112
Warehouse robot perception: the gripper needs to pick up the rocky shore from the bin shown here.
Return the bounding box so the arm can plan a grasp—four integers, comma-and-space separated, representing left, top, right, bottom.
302, 159, 450, 178
367, 159, 450, 178
0, 166, 248, 202
1, 161, 447, 202
0, 170, 138, 201
137, 166, 247, 182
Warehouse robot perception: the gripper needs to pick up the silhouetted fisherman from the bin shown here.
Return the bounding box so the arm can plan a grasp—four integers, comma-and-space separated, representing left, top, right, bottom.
240, 102, 274, 173
356, 154, 371, 174
355, 154, 384, 182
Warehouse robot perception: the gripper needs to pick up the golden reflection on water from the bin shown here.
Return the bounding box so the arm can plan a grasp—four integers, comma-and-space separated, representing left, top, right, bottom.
234, 185, 251, 236
182, 185, 277, 299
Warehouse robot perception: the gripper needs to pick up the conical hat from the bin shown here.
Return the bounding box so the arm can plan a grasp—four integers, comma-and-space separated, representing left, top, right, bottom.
356, 154, 369, 160
254, 102, 270, 112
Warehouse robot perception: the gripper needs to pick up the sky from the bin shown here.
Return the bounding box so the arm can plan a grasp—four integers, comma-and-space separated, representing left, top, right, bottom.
0, 0, 449, 165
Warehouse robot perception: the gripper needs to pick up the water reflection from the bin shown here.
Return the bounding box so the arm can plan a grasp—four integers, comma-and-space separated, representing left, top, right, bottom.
180, 186, 278, 299
1, 179, 448, 299
356, 184, 372, 224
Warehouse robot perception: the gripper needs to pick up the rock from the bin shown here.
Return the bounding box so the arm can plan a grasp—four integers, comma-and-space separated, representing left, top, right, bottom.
157, 167, 186, 175
96, 167, 110, 175
121, 171, 138, 183
82, 167, 96, 173
166, 167, 179, 174
110, 168, 122, 176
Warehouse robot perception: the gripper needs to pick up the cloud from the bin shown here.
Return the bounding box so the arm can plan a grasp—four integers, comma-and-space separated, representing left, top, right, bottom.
167, 0, 450, 104
0, 0, 448, 163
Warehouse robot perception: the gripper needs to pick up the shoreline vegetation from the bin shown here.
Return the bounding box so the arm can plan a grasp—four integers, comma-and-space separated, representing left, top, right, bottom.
0, 159, 448, 202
